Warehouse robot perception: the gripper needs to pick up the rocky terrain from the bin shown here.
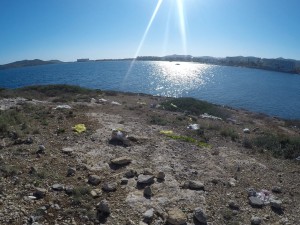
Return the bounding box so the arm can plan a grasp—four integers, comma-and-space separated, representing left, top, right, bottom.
0, 85, 299, 225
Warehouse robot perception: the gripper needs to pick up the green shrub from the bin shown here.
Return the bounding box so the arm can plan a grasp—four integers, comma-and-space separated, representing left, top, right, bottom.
220, 128, 239, 141
149, 115, 168, 126
161, 97, 230, 119
254, 133, 300, 159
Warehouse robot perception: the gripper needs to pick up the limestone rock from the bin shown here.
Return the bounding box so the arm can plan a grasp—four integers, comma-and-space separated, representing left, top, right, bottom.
52, 184, 64, 191
88, 175, 101, 185
137, 175, 154, 184
249, 196, 264, 207
111, 156, 132, 165
167, 208, 187, 225
102, 182, 117, 192
194, 207, 207, 224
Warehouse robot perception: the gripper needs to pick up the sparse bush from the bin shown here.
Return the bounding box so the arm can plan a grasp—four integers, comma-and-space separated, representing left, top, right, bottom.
254, 133, 300, 159
149, 115, 168, 126
242, 138, 253, 149
161, 97, 230, 119
220, 128, 239, 141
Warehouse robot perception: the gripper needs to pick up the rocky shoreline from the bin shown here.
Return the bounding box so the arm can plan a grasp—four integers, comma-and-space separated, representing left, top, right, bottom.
0, 85, 299, 225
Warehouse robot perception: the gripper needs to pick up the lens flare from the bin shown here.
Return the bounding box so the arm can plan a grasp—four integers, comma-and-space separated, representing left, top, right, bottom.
177, 0, 187, 55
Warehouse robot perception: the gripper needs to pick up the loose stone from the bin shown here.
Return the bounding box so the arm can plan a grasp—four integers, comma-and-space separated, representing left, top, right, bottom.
88, 175, 101, 185
167, 208, 187, 225
194, 207, 207, 224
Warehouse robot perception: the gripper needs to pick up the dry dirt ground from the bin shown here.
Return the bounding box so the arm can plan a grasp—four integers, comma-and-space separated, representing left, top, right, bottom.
0, 90, 299, 225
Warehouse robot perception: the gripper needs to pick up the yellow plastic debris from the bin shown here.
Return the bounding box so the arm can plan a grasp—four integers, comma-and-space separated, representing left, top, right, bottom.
159, 130, 173, 135
72, 124, 86, 133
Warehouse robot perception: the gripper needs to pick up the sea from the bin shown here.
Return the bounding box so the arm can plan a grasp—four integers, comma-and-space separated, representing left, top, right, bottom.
0, 60, 299, 119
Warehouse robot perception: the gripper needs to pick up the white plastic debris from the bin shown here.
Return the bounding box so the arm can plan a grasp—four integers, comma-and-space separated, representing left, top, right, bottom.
243, 128, 250, 133
54, 105, 71, 109
111, 101, 121, 106
98, 98, 108, 103
187, 124, 200, 130
200, 113, 222, 121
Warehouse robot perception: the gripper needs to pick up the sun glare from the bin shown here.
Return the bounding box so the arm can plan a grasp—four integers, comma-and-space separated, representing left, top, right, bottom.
124, 0, 189, 84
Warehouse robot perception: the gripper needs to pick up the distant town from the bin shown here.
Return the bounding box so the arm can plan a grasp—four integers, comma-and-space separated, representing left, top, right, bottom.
1, 55, 300, 75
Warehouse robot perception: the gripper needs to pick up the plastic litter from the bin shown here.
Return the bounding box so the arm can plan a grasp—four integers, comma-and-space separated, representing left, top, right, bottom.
170, 103, 178, 108
243, 128, 250, 133
110, 129, 130, 146
159, 130, 174, 135
72, 124, 86, 133
200, 113, 222, 121
98, 98, 108, 103
54, 105, 71, 110
187, 124, 200, 130
248, 188, 274, 205
111, 101, 121, 106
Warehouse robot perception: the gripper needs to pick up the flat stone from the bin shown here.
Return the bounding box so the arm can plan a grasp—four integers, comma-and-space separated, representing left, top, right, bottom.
121, 178, 128, 185
111, 156, 132, 165
272, 186, 282, 194
194, 207, 207, 224
249, 196, 264, 207
270, 199, 283, 210
102, 182, 117, 192
188, 180, 204, 190
52, 184, 64, 191
137, 174, 154, 184
167, 208, 187, 225
251, 216, 262, 225
62, 147, 74, 154
88, 175, 101, 185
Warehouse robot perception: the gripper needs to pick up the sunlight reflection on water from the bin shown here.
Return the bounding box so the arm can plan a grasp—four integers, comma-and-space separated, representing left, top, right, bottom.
148, 61, 213, 97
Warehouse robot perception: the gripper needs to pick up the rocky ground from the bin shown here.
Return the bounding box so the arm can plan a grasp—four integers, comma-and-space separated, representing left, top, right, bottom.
0, 86, 299, 225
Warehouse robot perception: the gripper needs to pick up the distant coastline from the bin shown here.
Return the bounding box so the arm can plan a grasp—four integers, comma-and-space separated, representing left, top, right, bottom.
0, 59, 63, 70
1, 55, 300, 75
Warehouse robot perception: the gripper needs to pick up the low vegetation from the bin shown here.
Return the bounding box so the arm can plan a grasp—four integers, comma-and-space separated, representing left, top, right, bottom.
161, 97, 230, 119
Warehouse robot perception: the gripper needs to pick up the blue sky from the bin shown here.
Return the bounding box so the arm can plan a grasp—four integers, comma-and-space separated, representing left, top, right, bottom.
1, 0, 300, 64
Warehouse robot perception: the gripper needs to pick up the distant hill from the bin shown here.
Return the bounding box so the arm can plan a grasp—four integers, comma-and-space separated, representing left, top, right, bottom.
0, 59, 63, 70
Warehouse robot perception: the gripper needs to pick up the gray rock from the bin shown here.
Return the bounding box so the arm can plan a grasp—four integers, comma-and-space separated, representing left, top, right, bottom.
143, 208, 154, 222
251, 216, 262, 225
62, 147, 74, 154
188, 180, 204, 190
88, 175, 101, 185
194, 207, 207, 224
125, 169, 136, 178
138, 175, 154, 184
97, 199, 110, 214
29, 166, 38, 174
156, 171, 165, 180
65, 185, 74, 195
52, 184, 64, 191
270, 199, 283, 210
243, 128, 250, 134
167, 208, 187, 225
228, 200, 240, 210
111, 156, 132, 165
144, 186, 152, 197
33, 188, 47, 199
102, 182, 117, 192
272, 186, 282, 194
36, 145, 45, 154
67, 167, 76, 176
24, 137, 34, 144
249, 196, 264, 207
121, 178, 129, 185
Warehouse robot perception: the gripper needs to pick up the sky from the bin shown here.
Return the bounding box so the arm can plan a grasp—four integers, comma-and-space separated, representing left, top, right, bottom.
1, 0, 300, 64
